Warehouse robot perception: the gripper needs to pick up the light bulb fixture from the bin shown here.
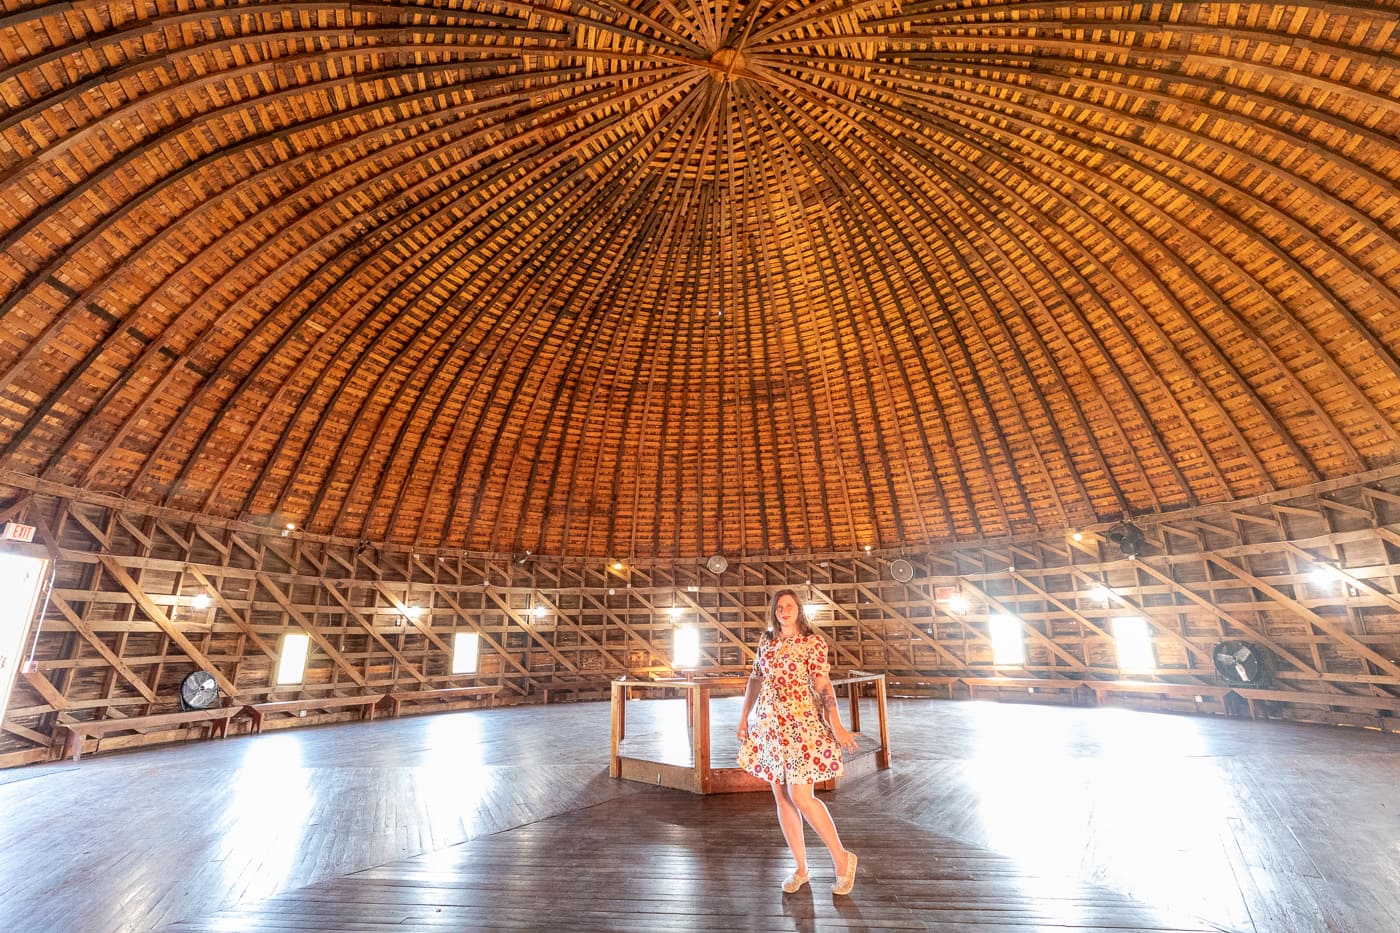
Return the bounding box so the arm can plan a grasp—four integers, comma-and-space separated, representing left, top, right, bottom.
668, 605, 684, 619
532, 604, 548, 619
404, 603, 424, 621
192, 593, 212, 610
1090, 585, 1113, 604
1311, 564, 1344, 586
947, 593, 970, 615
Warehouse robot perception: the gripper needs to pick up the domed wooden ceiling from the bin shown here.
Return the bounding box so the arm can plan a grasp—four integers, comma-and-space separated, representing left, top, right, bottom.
0, 1, 1397, 559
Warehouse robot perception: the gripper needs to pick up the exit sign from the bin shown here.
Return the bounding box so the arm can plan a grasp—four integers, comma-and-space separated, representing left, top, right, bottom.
0, 522, 36, 543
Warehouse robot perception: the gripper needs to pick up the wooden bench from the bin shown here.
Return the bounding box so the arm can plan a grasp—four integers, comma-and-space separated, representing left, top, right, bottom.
245, 693, 385, 734
887, 676, 962, 699
543, 682, 612, 704
1233, 687, 1400, 723
1085, 680, 1234, 708
56, 707, 243, 762
380, 685, 501, 718
961, 676, 1091, 704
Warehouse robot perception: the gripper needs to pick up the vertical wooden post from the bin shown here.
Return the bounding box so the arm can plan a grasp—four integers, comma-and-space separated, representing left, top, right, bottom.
609, 680, 626, 778
693, 683, 711, 794
875, 675, 891, 769
848, 682, 862, 734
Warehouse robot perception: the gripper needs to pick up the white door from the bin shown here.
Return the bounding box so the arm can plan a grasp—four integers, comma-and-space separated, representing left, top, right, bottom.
0, 553, 48, 727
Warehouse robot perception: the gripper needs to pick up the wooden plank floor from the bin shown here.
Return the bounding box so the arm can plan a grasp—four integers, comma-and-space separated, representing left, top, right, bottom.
0, 698, 1396, 932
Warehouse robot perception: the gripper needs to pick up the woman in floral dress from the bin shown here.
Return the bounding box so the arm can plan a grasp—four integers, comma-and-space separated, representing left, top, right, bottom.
737, 588, 860, 895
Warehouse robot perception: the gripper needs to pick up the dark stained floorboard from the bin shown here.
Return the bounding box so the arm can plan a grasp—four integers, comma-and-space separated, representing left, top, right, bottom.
1, 698, 1396, 932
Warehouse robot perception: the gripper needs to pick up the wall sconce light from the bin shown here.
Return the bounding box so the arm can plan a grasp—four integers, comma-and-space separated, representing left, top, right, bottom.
1311, 563, 1358, 596
1311, 564, 1343, 586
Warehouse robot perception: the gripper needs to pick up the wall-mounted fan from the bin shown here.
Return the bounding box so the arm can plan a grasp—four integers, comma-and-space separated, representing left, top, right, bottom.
180, 670, 221, 710
1213, 640, 1268, 686
1105, 521, 1147, 558
889, 558, 915, 583
706, 554, 728, 574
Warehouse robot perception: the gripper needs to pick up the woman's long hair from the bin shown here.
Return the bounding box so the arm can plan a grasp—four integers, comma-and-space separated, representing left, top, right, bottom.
762, 588, 816, 643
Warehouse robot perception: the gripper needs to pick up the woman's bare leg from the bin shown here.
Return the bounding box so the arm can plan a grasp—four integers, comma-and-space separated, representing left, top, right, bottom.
788, 782, 850, 874
770, 782, 808, 875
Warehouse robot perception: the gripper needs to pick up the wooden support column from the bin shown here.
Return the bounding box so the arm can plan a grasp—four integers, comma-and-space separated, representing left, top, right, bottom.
692, 683, 711, 794
875, 676, 890, 768
609, 680, 626, 778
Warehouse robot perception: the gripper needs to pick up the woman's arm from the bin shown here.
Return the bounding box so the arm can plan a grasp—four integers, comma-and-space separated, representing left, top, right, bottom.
812, 672, 859, 752
737, 670, 761, 741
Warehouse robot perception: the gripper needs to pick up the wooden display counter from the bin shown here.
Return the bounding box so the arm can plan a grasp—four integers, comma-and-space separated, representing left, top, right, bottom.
609, 672, 890, 794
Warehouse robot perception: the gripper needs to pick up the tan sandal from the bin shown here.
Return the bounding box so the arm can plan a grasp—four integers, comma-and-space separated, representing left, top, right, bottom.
832, 851, 858, 895
781, 871, 810, 894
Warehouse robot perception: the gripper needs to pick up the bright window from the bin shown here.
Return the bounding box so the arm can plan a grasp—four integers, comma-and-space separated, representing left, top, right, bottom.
674, 624, 700, 669
988, 614, 1024, 666
1112, 616, 1155, 673
452, 632, 480, 674
0, 553, 47, 727
276, 632, 310, 685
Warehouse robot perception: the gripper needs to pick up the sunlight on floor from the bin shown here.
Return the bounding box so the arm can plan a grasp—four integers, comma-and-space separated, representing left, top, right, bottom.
218, 758, 313, 901
963, 705, 1248, 926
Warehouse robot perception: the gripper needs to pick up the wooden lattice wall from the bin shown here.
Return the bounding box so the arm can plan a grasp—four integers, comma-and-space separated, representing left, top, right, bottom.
4, 466, 1400, 767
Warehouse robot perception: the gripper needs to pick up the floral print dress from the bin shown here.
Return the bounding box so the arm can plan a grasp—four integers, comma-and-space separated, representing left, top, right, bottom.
737, 632, 844, 784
